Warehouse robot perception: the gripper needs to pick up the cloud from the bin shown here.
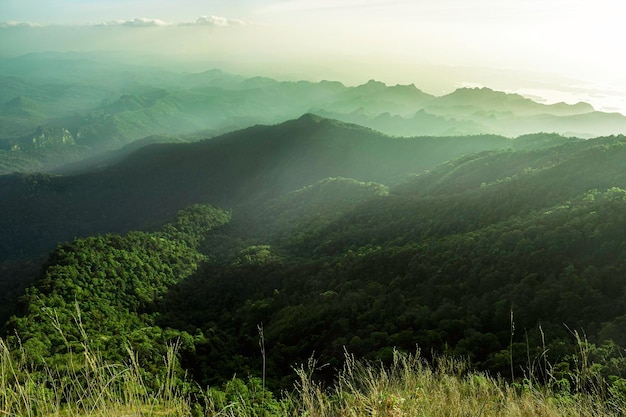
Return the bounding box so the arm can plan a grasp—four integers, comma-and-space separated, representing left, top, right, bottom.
97, 18, 172, 27
0, 14, 253, 58
180, 15, 246, 27
0, 21, 43, 28
0, 16, 246, 29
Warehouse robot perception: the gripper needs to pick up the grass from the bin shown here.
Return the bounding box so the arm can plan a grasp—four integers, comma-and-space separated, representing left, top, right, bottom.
0, 334, 189, 417
283, 350, 623, 417
2, 333, 624, 416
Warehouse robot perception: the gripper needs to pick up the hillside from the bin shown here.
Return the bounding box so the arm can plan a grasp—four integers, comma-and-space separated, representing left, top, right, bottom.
0, 115, 535, 264
155, 136, 626, 387
3, 116, 626, 407
2, 115, 542, 323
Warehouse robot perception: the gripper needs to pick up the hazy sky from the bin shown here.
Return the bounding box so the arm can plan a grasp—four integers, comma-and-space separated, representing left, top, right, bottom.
2, 0, 626, 112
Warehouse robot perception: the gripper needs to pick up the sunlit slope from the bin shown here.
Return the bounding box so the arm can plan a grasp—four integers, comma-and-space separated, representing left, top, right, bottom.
156, 135, 626, 386
0, 116, 566, 326
0, 114, 519, 262
7, 132, 626, 392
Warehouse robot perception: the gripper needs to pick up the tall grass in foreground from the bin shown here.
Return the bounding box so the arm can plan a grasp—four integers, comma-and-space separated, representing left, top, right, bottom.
2, 335, 625, 417
0, 335, 189, 417
280, 350, 625, 417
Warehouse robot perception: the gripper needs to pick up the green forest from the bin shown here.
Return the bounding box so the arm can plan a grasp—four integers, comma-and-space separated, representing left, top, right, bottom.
2, 54, 626, 415
2, 115, 626, 414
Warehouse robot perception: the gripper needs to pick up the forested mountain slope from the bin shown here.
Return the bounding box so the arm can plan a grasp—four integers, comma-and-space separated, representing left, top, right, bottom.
1, 115, 538, 323
4, 127, 626, 395
0, 115, 538, 264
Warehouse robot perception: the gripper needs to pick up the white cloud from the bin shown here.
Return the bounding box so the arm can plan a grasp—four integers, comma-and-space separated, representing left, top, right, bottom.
0, 21, 43, 28
180, 15, 246, 27
0, 16, 246, 29
97, 18, 172, 27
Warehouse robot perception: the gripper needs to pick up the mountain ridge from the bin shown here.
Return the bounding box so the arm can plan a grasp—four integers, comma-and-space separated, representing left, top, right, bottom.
0, 113, 559, 267
3, 53, 626, 174
0, 114, 589, 333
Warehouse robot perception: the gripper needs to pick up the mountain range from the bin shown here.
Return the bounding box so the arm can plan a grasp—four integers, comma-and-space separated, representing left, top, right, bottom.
2, 52, 626, 175
2, 54, 626, 398
1, 110, 626, 390
0, 114, 548, 265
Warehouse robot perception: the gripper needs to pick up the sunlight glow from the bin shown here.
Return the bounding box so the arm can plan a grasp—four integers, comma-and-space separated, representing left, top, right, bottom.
1, 0, 626, 113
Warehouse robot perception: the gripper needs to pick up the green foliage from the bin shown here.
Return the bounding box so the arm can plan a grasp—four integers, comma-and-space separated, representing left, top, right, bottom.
156, 167, 626, 391
163, 203, 232, 247
233, 245, 277, 266
5, 204, 229, 377
204, 377, 289, 417
4, 112, 626, 411
0, 330, 189, 416
4, 332, 623, 416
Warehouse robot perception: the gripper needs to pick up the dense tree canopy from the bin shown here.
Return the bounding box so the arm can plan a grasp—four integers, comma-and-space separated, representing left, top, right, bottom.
3, 128, 626, 397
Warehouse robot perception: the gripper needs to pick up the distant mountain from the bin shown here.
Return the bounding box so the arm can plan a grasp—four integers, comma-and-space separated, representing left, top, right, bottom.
180, 68, 246, 90
432, 87, 592, 116
7, 51, 626, 403
422, 87, 617, 137
50, 133, 195, 175
3, 52, 626, 174
325, 80, 434, 116
315, 108, 484, 136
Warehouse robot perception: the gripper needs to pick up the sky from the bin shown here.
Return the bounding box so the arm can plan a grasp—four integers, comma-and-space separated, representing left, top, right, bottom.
1, 0, 626, 113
